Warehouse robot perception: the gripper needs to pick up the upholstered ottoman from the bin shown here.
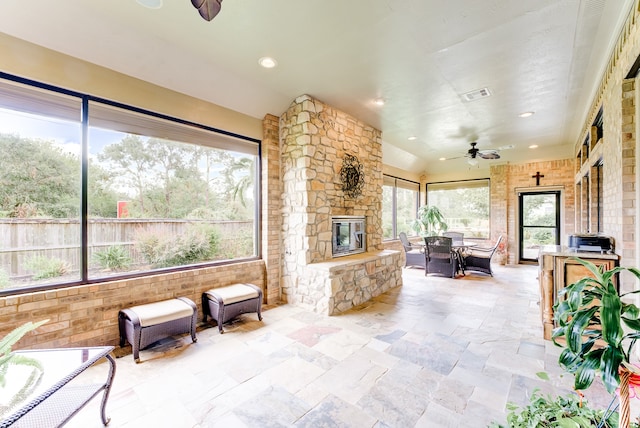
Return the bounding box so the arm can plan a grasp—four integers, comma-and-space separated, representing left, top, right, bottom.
118, 297, 197, 363
202, 283, 263, 333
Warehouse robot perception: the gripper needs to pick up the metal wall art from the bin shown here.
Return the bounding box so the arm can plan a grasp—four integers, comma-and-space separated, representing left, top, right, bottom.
340, 154, 364, 198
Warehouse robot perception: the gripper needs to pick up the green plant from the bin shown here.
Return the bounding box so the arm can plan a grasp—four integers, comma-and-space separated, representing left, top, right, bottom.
134, 224, 220, 268
24, 256, 69, 280
0, 320, 48, 418
410, 205, 448, 237
553, 258, 640, 427
489, 389, 634, 428
92, 245, 132, 271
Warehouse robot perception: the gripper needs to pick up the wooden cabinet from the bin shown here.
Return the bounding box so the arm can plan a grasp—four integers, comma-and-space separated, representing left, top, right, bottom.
539, 246, 618, 340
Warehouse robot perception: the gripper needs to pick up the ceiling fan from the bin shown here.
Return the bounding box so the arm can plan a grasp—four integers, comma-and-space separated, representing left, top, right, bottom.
447, 142, 513, 166
191, 0, 223, 21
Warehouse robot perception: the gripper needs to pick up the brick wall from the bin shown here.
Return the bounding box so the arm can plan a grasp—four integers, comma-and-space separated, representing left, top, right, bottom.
490, 159, 575, 263
261, 114, 282, 304
573, 2, 640, 292
0, 261, 265, 349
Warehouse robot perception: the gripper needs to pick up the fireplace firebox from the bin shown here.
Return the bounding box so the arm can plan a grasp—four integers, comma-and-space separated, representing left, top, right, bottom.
332, 216, 366, 257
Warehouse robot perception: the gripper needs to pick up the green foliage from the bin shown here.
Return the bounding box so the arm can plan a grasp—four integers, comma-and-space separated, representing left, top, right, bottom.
0, 133, 79, 218
489, 389, 632, 428
0, 320, 48, 418
410, 205, 448, 236
134, 223, 221, 268
24, 256, 69, 280
92, 246, 132, 271
552, 258, 640, 395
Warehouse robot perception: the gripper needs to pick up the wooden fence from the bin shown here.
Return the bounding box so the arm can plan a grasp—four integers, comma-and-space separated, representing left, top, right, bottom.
0, 219, 254, 278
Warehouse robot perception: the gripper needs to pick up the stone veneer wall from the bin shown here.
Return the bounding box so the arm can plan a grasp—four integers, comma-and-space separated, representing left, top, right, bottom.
490, 159, 576, 264
279, 95, 402, 314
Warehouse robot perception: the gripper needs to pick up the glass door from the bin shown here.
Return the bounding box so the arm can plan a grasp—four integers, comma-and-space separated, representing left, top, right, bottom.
519, 191, 561, 262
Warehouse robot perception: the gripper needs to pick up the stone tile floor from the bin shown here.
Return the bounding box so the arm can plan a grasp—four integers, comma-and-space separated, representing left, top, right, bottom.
67, 264, 621, 427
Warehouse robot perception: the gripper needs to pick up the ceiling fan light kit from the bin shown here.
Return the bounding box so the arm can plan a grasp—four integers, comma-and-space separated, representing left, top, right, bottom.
136, 0, 163, 9
191, 0, 222, 21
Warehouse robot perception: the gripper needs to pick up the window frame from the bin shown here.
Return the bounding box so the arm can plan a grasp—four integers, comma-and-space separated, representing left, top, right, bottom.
0, 72, 261, 297
382, 175, 420, 240
426, 178, 490, 239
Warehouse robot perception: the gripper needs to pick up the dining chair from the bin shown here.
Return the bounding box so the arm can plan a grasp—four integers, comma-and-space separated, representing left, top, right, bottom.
463, 235, 503, 276
443, 231, 464, 245
424, 236, 458, 278
399, 232, 425, 269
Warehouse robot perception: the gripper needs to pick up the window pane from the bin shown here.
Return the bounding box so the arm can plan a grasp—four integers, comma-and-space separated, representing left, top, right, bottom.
0, 107, 82, 290
87, 103, 257, 279
427, 180, 489, 238
382, 175, 419, 240
396, 187, 417, 236
382, 185, 393, 239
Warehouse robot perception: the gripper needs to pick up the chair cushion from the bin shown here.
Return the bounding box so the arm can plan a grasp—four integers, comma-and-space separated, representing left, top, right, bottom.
129, 299, 195, 327
206, 283, 260, 305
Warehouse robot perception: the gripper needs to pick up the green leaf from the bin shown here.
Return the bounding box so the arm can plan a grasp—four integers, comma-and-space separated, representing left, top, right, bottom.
601, 292, 623, 346
536, 372, 550, 381
574, 352, 600, 390
600, 346, 623, 394
567, 307, 599, 353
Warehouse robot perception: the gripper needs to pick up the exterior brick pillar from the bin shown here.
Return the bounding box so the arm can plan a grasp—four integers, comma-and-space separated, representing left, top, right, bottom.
261, 114, 282, 304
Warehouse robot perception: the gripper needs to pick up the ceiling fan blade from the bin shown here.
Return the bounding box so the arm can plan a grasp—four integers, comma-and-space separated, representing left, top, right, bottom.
478, 151, 500, 160
191, 0, 222, 21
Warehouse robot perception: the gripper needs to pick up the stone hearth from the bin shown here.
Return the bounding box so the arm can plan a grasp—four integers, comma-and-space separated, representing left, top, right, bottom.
279, 95, 402, 315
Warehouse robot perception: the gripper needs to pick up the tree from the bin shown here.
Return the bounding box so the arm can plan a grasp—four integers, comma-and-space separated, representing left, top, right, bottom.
0, 133, 79, 218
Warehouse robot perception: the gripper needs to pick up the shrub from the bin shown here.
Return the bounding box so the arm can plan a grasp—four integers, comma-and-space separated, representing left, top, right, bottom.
133, 224, 220, 269
92, 245, 132, 271
24, 256, 69, 280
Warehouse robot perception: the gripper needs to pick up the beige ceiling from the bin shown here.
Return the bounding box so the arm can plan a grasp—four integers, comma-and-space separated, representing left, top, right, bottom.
0, 0, 634, 176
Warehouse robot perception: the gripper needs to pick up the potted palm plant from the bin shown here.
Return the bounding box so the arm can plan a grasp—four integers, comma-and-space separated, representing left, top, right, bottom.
410, 205, 448, 237
553, 258, 640, 427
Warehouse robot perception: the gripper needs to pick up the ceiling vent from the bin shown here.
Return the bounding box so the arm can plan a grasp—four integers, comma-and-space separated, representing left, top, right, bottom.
462, 87, 491, 102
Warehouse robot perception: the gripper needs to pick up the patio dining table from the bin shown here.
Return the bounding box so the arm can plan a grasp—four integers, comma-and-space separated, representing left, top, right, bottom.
451, 241, 477, 275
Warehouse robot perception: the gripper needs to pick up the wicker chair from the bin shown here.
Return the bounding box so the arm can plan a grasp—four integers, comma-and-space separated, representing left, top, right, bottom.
443, 231, 464, 245
399, 232, 425, 269
424, 236, 458, 278
463, 235, 503, 276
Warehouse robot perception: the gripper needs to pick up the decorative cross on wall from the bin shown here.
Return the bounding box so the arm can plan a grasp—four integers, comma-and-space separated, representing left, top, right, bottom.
532, 171, 545, 186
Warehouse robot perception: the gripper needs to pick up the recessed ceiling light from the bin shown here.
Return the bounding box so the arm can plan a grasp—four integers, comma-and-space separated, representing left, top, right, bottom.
258, 57, 278, 68
408, 136, 417, 141
136, 0, 162, 9
519, 111, 535, 118
529, 144, 539, 149
439, 157, 446, 161
373, 98, 385, 106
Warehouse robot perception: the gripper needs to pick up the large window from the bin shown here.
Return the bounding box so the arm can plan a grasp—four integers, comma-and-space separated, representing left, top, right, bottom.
382, 175, 419, 239
0, 75, 259, 294
427, 179, 489, 238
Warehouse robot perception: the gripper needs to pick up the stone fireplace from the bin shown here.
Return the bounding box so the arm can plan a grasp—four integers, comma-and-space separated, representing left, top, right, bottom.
279, 95, 402, 315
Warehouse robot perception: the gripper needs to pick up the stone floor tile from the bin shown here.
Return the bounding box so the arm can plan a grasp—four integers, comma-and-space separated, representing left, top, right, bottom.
63, 264, 619, 427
